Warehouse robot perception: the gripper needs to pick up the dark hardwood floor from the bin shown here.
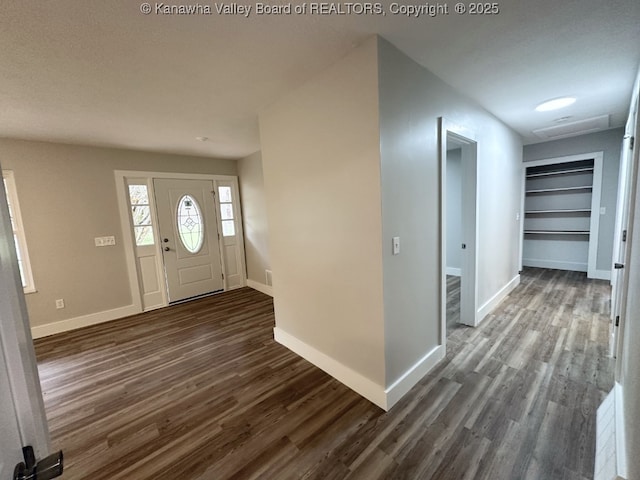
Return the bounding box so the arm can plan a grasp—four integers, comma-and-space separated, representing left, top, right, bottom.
34, 267, 614, 479
446, 274, 461, 334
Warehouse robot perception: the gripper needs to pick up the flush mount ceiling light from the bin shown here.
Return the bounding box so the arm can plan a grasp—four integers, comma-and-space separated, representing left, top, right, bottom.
195, 136, 209, 142
535, 97, 576, 112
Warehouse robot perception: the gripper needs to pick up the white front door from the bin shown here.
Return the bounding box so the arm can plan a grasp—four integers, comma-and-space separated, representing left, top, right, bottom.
154, 178, 224, 303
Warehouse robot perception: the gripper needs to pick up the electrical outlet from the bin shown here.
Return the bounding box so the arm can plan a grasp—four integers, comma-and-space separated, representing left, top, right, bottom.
55, 299, 65, 309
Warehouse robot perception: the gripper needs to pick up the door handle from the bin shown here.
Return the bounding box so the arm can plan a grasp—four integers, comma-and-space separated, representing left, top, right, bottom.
163, 238, 169, 243
164, 247, 171, 252
461, 243, 466, 249
614, 263, 624, 269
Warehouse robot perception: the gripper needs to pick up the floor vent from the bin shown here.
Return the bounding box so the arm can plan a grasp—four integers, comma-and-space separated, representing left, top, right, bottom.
595, 384, 627, 480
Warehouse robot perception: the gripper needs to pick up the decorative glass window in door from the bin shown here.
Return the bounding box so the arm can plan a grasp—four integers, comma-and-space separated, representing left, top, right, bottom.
218, 186, 235, 236
177, 195, 204, 253
128, 184, 155, 246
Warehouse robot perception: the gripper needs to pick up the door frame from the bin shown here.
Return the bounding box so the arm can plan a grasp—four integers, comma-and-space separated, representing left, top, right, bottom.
439, 117, 479, 343
115, 170, 246, 313
613, 94, 640, 373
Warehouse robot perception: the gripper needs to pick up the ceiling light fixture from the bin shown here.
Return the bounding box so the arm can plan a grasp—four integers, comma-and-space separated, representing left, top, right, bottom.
535, 97, 576, 112
196, 136, 209, 142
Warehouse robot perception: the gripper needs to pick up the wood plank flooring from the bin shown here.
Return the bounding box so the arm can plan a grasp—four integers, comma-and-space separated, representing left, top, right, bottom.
34, 267, 614, 480
446, 274, 461, 333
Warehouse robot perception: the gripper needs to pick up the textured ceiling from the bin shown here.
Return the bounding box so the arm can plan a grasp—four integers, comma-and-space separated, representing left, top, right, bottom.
1, 1, 639, 158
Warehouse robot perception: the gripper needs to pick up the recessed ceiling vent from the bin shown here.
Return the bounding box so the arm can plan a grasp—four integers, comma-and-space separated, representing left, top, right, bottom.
533, 114, 610, 140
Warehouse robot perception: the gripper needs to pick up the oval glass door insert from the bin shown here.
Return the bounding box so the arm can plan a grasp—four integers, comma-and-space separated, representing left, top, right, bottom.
176, 195, 204, 253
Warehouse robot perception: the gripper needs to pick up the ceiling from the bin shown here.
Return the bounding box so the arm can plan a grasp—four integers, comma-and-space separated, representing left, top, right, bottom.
1, 1, 638, 159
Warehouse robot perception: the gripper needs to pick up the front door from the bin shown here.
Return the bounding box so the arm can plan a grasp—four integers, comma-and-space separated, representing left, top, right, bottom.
153, 178, 224, 303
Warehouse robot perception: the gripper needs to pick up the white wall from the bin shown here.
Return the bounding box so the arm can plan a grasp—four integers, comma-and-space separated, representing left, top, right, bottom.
523, 128, 623, 273
259, 37, 387, 392
446, 148, 462, 273
237, 151, 271, 289
377, 38, 523, 384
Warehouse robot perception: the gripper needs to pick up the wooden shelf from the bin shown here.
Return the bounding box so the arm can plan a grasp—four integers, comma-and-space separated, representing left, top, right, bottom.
525, 209, 591, 214
524, 230, 590, 235
526, 186, 592, 194
526, 167, 593, 178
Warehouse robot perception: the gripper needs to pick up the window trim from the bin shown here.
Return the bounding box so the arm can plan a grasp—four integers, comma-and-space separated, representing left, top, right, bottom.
2, 170, 36, 294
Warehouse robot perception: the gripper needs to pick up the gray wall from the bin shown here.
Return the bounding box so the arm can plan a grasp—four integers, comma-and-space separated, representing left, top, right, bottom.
0, 138, 236, 328
446, 148, 462, 271
378, 38, 524, 384
523, 128, 624, 272
237, 151, 270, 285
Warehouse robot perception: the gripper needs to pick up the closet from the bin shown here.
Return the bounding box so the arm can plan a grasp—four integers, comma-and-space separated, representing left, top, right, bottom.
522, 154, 603, 277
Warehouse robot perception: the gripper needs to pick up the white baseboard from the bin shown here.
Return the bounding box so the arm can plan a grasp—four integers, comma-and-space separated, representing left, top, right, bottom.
274, 327, 387, 409
523, 258, 587, 272
273, 327, 445, 411
595, 383, 627, 480
446, 267, 461, 277
385, 345, 446, 408
590, 269, 611, 281
477, 274, 520, 324
31, 304, 140, 339
247, 279, 273, 297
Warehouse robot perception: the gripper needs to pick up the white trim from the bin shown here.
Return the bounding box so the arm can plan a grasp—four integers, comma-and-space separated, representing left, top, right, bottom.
30, 304, 139, 339
384, 345, 446, 409
595, 383, 627, 480
477, 274, 520, 324
274, 327, 445, 411
247, 279, 273, 297
446, 267, 461, 277
523, 258, 587, 272
592, 269, 612, 281
273, 327, 387, 410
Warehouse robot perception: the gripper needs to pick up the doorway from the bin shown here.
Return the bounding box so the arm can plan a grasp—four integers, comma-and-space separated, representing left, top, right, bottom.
439, 118, 479, 342
154, 178, 224, 303
115, 171, 247, 313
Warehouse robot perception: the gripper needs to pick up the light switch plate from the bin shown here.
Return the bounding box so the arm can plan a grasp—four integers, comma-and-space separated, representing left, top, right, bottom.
392, 237, 400, 255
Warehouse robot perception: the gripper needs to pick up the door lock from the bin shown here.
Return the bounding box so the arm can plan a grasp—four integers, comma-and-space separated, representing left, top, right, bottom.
164, 247, 171, 252
163, 238, 169, 243
14, 447, 63, 480
461, 243, 467, 249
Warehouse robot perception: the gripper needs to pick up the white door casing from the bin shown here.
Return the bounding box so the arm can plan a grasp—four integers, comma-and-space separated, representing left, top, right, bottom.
439, 117, 479, 344
154, 178, 224, 303
612, 95, 640, 368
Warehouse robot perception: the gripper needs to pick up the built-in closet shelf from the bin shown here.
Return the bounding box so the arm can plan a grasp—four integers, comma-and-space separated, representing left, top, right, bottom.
526, 186, 593, 194
525, 167, 594, 178
525, 209, 591, 214
524, 230, 590, 235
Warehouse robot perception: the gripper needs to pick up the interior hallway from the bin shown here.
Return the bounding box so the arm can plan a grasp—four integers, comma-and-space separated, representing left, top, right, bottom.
34, 267, 614, 479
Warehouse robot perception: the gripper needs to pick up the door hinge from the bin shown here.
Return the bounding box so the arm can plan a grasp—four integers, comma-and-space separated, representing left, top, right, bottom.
221, 273, 224, 280
615, 315, 620, 327
623, 229, 627, 242
630, 137, 635, 150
